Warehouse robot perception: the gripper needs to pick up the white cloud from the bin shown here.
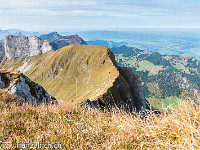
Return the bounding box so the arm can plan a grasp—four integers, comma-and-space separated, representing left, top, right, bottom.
0, 0, 200, 31
0, 0, 103, 9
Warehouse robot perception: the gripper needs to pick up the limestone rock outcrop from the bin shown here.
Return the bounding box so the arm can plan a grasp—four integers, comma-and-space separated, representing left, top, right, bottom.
0, 70, 57, 104
0, 35, 53, 60
0, 45, 148, 111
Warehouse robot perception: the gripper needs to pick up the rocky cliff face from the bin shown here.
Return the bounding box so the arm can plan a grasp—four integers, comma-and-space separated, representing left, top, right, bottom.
0, 45, 148, 111
0, 42, 5, 60
40, 32, 87, 50
0, 35, 53, 59
0, 69, 57, 105
118, 67, 150, 110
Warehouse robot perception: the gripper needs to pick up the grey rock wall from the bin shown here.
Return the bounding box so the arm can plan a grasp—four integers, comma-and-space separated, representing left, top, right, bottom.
118, 66, 148, 111
0, 35, 52, 59
0, 70, 57, 105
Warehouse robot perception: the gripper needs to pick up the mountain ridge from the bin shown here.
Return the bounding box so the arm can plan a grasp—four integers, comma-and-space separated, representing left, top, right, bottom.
40, 32, 87, 50
0, 29, 41, 40
0, 45, 148, 111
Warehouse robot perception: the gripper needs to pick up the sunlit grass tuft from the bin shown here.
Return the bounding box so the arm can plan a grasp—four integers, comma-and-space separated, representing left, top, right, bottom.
0, 89, 199, 149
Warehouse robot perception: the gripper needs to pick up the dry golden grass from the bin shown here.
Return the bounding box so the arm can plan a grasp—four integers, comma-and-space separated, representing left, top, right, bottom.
0, 45, 120, 104
0, 89, 199, 149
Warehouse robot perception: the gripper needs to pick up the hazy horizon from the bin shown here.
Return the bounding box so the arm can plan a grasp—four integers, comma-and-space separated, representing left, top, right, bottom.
1, 27, 200, 34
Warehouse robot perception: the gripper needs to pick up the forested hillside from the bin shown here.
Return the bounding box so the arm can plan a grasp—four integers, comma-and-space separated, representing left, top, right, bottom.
112, 45, 200, 100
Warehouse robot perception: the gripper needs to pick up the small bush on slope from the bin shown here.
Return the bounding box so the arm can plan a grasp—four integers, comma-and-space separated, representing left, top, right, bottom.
0, 90, 199, 149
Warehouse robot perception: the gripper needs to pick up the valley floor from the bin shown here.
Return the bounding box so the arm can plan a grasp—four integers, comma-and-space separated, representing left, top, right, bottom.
0, 90, 199, 149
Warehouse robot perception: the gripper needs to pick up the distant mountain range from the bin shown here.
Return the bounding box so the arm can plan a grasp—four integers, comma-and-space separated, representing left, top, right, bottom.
1, 29, 200, 60
111, 45, 200, 99
39, 32, 87, 50
77, 30, 200, 60
0, 32, 87, 60
0, 29, 41, 40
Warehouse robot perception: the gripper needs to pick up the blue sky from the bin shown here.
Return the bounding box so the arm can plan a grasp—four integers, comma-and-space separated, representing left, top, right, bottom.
0, 0, 200, 31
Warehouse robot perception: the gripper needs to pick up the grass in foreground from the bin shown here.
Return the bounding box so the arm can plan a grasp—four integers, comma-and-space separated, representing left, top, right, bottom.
0, 89, 200, 149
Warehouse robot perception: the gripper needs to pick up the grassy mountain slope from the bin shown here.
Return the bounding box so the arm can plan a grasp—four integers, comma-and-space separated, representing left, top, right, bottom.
0, 45, 119, 104
0, 45, 146, 111
111, 45, 200, 99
